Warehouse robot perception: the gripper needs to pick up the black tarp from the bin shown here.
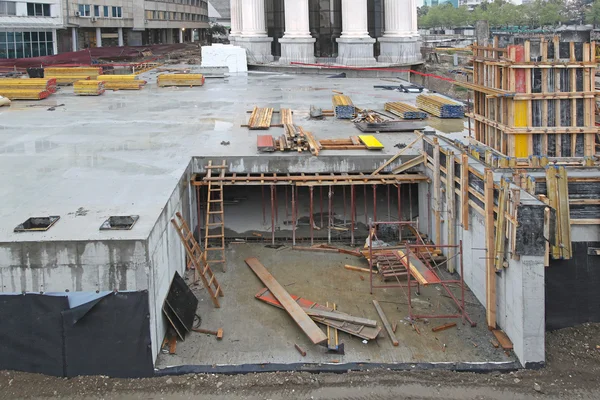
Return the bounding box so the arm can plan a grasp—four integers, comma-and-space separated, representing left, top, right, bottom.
546, 242, 600, 330
0, 291, 153, 378
0, 294, 67, 376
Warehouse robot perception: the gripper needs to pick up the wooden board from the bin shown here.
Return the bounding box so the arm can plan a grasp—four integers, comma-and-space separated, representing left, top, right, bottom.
245, 258, 327, 344
255, 288, 381, 340
358, 135, 384, 149
303, 308, 377, 327
396, 249, 441, 285
372, 300, 399, 346
491, 329, 513, 350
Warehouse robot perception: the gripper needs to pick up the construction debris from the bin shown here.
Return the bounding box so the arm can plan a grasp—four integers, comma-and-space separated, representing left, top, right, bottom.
294, 343, 307, 356
416, 94, 464, 118
352, 109, 386, 124
256, 288, 381, 341
248, 107, 274, 130
246, 258, 328, 345
372, 300, 399, 346
492, 329, 514, 350
192, 327, 224, 340
157, 73, 205, 87
431, 322, 457, 333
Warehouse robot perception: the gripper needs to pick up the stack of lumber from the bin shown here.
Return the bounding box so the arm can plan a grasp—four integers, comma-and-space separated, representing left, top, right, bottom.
74, 80, 105, 96
45, 67, 102, 85
416, 94, 464, 118
99, 74, 146, 90
0, 89, 49, 100
0, 78, 57, 94
274, 124, 320, 155
384, 102, 428, 119
157, 73, 205, 87
248, 107, 274, 129
332, 94, 356, 119
352, 109, 386, 123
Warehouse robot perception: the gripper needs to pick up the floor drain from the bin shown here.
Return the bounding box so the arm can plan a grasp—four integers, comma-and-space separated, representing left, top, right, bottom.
14, 216, 60, 232
100, 215, 139, 230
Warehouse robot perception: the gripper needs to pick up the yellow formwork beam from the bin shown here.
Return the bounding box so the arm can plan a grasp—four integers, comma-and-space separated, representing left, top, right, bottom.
513, 100, 528, 158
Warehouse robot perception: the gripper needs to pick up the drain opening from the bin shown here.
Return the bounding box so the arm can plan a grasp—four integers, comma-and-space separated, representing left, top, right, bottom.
100, 215, 139, 230
14, 216, 60, 232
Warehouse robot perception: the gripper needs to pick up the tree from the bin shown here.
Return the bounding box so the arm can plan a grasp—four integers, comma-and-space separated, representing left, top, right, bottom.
585, 0, 600, 26
209, 24, 227, 36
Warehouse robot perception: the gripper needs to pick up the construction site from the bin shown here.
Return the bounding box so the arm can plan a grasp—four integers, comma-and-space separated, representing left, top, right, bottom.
0, 33, 598, 381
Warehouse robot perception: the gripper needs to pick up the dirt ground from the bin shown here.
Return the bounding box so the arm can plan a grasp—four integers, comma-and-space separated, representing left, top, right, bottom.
1, 323, 598, 399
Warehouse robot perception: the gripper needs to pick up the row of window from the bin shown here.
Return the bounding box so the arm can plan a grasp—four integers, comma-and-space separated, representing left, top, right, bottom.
0, 31, 54, 59
0, 1, 52, 17
144, 10, 207, 22
78, 4, 121, 18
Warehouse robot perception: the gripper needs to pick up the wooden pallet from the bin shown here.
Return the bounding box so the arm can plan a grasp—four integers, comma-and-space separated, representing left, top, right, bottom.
171, 212, 223, 308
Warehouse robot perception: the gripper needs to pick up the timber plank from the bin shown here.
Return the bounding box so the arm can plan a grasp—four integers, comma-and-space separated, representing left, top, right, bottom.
372, 300, 399, 346
491, 329, 514, 350
245, 257, 327, 345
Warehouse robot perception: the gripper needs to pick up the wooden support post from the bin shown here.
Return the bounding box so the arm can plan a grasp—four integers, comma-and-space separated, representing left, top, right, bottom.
446, 152, 456, 273
484, 169, 496, 329
557, 166, 572, 259
461, 154, 469, 231
493, 179, 509, 271
433, 138, 441, 245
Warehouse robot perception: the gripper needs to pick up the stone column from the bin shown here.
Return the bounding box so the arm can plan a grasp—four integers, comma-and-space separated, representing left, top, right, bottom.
72, 28, 77, 51
378, 0, 422, 64
279, 0, 315, 64
179, 28, 184, 43
237, 0, 273, 63
96, 27, 102, 48
336, 0, 376, 66
118, 28, 124, 46
229, 0, 242, 45
52, 29, 58, 55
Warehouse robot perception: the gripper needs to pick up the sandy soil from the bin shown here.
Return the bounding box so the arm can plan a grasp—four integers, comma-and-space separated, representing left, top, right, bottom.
1, 323, 598, 399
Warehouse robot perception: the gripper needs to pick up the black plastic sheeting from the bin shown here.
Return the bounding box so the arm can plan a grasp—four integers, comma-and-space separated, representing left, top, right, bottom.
0, 291, 153, 378
0, 294, 67, 376
546, 241, 600, 330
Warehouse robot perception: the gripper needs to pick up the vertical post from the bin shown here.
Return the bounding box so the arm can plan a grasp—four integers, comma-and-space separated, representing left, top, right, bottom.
196, 185, 202, 243
310, 186, 314, 246
433, 139, 441, 244
350, 185, 355, 246
397, 184, 402, 241
484, 169, 497, 328
364, 185, 368, 225
369, 221, 374, 294
118, 27, 124, 46
270, 185, 275, 245
96, 27, 102, 47
261, 185, 266, 225
71, 27, 78, 52
328, 186, 332, 244
446, 152, 456, 273
52, 29, 58, 55
285, 186, 289, 219
460, 240, 465, 324
274, 185, 278, 224
387, 185, 391, 221
461, 153, 469, 230
320, 186, 324, 228
407, 243, 412, 320
343, 186, 347, 226
372, 185, 377, 225
409, 184, 413, 222
292, 184, 296, 245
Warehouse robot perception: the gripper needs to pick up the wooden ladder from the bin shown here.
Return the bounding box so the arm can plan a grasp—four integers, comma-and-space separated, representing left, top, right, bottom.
204, 160, 227, 272
171, 211, 223, 308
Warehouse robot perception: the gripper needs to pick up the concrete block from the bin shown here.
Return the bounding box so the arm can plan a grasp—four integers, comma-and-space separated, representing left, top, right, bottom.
336, 37, 377, 66
279, 37, 316, 65
202, 44, 248, 73
378, 36, 422, 64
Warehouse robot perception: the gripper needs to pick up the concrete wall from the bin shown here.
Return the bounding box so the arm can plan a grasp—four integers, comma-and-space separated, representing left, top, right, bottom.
146, 164, 193, 362
0, 240, 148, 293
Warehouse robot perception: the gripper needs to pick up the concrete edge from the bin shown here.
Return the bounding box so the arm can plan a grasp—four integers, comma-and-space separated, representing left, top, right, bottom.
155, 361, 523, 376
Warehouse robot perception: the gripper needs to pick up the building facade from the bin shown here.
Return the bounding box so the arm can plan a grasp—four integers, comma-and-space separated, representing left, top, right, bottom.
229, 0, 421, 66
58, 0, 209, 52
0, 0, 63, 58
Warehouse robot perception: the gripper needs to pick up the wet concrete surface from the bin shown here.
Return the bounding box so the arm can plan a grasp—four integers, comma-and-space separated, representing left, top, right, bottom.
156, 243, 515, 368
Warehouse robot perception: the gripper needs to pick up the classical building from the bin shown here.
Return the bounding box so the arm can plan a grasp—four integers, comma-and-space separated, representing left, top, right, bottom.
0, 0, 63, 58
229, 0, 421, 66
58, 0, 209, 52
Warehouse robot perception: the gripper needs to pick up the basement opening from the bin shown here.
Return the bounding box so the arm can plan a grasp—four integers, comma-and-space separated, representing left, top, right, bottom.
14, 216, 60, 232
100, 215, 139, 230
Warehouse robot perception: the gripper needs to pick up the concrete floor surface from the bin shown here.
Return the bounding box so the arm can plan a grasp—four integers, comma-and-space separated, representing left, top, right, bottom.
156, 243, 515, 368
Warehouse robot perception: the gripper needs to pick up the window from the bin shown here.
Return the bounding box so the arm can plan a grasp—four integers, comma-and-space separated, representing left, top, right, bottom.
111, 6, 121, 18
145, 10, 152, 19
27, 2, 51, 17
93, 5, 99, 16
0, 30, 54, 59
78, 4, 90, 16
103, 5, 108, 17
0, 1, 16, 15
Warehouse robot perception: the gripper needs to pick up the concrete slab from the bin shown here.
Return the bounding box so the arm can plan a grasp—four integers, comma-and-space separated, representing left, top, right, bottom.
156, 244, 516, 368
0, 70, 445, 244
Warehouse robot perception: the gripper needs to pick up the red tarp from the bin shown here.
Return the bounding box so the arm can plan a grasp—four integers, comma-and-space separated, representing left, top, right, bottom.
0, 44, 188, 69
